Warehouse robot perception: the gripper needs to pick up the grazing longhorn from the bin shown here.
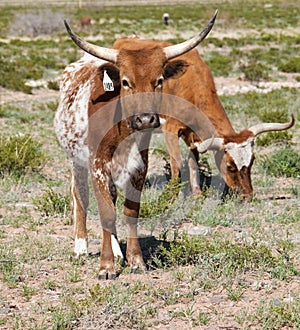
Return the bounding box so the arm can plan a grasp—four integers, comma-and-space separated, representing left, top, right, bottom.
54, 12, 217, 279
161, 48, 295, 200
80, 16, 92, 29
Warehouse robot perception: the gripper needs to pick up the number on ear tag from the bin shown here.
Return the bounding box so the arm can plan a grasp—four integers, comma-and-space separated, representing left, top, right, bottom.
103, 70, 114, 91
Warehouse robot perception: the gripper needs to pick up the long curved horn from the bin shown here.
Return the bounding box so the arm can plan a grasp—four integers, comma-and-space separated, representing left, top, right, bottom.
248, 114, 295, 136
163, 10, 218, 61
196, 137, 224, 153
64, 20, 118, 63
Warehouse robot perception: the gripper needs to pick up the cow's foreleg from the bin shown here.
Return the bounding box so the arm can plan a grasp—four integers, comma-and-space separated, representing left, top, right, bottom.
70, 162, 89, 257
124, 198, 146, 273
92, 176, 119, 280
188, 147, 201, 194
164, 131, 182, 179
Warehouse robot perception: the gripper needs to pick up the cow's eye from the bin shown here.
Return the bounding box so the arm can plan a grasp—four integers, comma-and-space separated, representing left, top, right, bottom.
156, 77, 164, 88
227, 163, 237, 172
122, 79, 130, 89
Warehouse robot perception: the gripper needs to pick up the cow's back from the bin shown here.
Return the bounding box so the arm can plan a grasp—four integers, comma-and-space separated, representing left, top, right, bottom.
54, 54, 107, 162
164, 49, 234, 136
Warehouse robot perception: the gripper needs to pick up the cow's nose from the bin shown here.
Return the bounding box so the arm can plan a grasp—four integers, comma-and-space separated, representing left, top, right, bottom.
130, 113, 160, 130
240, 193, 253, 202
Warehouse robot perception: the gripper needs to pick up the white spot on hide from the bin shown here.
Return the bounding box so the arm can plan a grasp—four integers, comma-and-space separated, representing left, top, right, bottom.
113, 142, 145, 190
111, 234, 124, 259
74, 237, 88, 256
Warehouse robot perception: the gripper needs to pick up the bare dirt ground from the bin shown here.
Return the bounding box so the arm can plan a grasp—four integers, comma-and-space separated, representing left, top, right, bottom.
1, 74, 299, 329
0, 12, 300, 328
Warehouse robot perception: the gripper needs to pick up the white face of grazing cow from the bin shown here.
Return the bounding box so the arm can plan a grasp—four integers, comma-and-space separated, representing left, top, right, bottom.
224, 137, 254, 171
214, 137, 255, 201
196, 115, 295, 200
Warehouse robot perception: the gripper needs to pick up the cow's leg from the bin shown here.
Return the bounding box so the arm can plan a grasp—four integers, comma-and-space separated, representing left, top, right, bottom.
188, 147, 201, 194
70, 161, 89, 257
164, 131, 182, 179
91, 175, 119, 279
124, 198, 146, 273
123, 165, 147, 273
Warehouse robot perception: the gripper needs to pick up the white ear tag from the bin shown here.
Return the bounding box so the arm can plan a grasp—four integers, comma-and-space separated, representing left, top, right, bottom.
103, 70, 114, 91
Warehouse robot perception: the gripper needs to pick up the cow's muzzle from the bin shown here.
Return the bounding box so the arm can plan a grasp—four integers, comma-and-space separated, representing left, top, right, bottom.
130, 113, 160, 130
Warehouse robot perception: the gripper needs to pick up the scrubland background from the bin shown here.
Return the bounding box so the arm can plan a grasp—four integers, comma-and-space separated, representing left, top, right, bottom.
0, 1, 299, 329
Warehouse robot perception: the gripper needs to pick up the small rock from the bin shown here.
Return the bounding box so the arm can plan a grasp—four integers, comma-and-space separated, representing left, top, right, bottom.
187, 225, 212, 236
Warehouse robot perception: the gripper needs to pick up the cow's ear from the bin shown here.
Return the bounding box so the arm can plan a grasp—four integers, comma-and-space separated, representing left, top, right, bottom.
163, 60, 189, 80
98, 63, 120, 89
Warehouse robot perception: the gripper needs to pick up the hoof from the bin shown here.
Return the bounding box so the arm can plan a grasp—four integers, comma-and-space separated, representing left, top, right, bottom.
130, 265, 147, 275
98, 270, 117, 280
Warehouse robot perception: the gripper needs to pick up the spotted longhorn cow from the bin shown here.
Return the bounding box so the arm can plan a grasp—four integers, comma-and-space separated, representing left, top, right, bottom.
161, 48, 295, 200
54, 12, 217, 279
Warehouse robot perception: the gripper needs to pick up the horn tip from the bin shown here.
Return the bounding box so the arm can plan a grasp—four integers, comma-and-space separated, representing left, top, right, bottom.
291, 113, 295, 126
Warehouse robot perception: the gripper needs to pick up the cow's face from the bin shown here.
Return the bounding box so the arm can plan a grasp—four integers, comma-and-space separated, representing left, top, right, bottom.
117, 50, 190, 130
215, 137, 255, 201
197, 115, 294, 201
97, 50, 190, 131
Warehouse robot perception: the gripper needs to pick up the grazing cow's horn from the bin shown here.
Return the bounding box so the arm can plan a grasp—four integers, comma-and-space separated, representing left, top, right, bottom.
163, 9, 218, 61
196, 137, 224, 153
248, 114, 295, 137
64, 20, 119, 63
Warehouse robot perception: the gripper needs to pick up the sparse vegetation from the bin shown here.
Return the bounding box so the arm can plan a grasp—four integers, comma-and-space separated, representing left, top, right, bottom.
0, 1, 299, 329
240, 59, 270, 82
0, 134, 45, 178
33, 186, 70, 217
260, 148, 300, 178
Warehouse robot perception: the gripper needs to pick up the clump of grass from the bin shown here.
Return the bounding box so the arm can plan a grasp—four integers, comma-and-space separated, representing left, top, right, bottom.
0, 57, 33, 93
256, 131, 293, 146
157, 234, 297, 279
240, 298, 300, 329
33, 186, 70, 217
205, 51, 233, 77
240, 59, 269, 82
256, 109, 293, 146
278, 57, 300, 73
257, 109, 290, 123
261, 148, 300, 178
0, 134, 45, 178
0, 245, 22, 287
47, 80, 59, 91
139, 178, 182, 219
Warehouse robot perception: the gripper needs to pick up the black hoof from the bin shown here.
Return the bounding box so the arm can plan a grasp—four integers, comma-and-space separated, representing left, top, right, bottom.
98, 271, 117, 280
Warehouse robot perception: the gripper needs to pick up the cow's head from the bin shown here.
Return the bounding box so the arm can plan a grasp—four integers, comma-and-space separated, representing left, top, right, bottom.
196, 115, 295, 201
64, 11, 217, 131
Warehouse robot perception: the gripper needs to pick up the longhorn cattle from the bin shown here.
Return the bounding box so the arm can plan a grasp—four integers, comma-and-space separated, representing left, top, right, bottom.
54, 12, 217, 279
80, 16, 92, 29
161, 48, 295, 200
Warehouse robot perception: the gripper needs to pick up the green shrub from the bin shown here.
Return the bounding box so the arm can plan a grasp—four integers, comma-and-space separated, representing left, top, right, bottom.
157, 234, 297, 279
33, 187, 70, 217
205, 52, 233, 77
278, 57, 300, 73
0, 134, 45, 178
47, 80, 59, 91
240, 60, 269, 82
256, 131, 293, 146
261, 148, 300, 178
244, 298, 300, 329
139, 178, 182, 219
0, 57, 33, 93
257, 109, 289, 123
